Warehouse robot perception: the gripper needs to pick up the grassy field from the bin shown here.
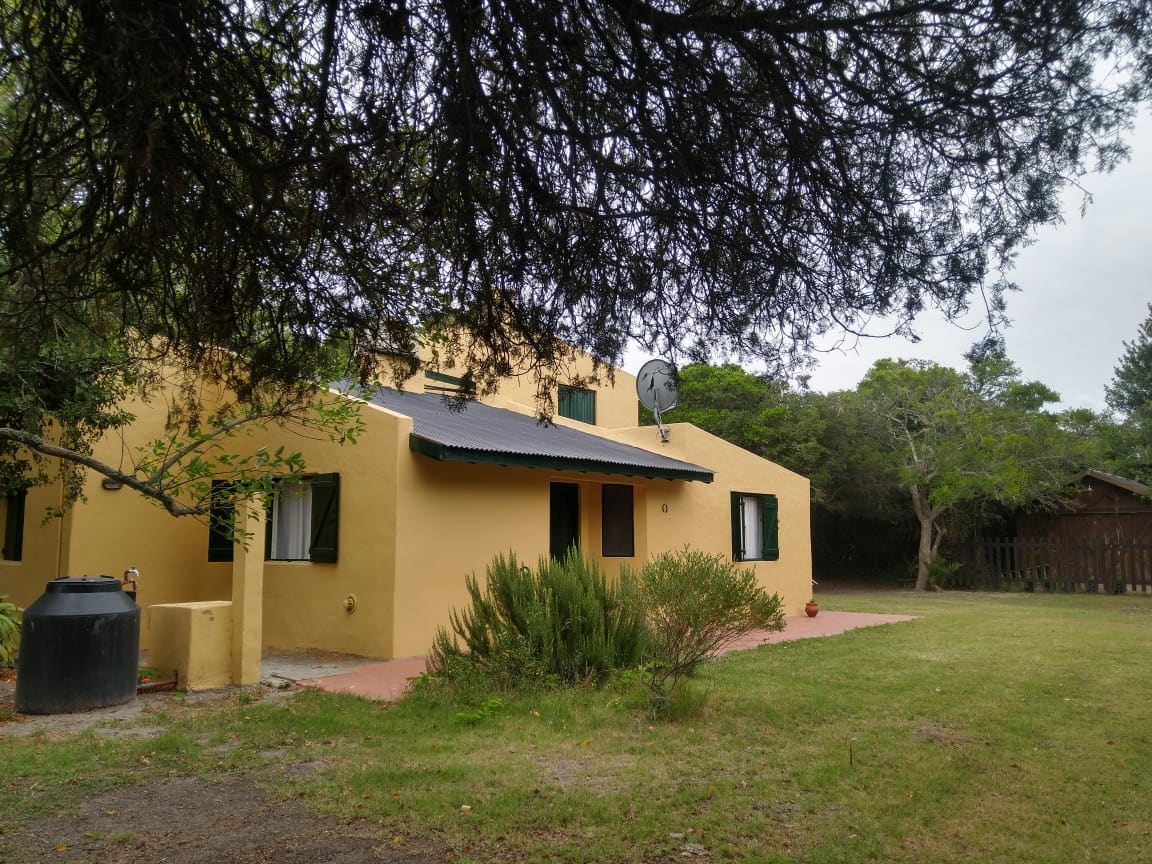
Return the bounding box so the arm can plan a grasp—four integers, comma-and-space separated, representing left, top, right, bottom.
4, 590, 1151, 862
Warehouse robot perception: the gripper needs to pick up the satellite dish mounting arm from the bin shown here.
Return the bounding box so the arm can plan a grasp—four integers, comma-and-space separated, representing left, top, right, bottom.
652, 398, 670, 443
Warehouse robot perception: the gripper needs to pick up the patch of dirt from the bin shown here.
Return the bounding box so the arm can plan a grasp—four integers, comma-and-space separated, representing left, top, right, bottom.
0, 765, 446, 864
0, 678, 288, 739
1, 682, 449, 863
540, 752, 639, 795
914, 722, 977, 747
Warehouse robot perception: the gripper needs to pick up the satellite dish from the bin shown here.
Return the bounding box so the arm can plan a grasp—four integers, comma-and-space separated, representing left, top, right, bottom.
636, 359, 678, 442
636, 359, 678, 411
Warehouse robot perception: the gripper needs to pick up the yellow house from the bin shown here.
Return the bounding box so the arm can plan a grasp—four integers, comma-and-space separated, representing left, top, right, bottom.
2, 358, 811, 686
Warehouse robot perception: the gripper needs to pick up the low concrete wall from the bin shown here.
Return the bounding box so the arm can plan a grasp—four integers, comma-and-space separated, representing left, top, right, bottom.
149, 601, 233, 690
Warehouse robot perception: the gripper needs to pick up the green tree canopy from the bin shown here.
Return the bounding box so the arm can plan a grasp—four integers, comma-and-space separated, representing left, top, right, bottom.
1107, 304, 1152, 417
650, 362, 914, 578
655, 364, 829, 489
855, 357, 1086, 589
2, 1, 1151, 507
1101, 304, 1152, 483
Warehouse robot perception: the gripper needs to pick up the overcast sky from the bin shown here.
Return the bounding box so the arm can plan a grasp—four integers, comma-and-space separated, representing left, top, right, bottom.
802, 110, 1152, 411
626, 112, 1152, 413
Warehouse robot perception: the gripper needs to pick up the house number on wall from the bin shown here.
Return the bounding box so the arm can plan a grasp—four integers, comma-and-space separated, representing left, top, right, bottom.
662, 503, 669, 513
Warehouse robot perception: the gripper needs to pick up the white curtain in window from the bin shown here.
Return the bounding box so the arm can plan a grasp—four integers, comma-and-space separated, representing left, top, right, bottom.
741, 494, 763, 560
272, 482, 312, 560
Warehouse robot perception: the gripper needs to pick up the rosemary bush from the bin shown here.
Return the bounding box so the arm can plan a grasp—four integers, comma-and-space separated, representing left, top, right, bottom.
429, 551, 646, 686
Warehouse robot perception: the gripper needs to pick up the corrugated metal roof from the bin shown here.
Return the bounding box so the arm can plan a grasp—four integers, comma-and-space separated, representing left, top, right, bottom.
1078, 469, 1150, 497
343, 385, 713, 482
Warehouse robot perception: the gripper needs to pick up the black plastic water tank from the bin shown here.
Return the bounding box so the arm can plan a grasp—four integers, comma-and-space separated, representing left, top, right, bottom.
14, 576, 140, 714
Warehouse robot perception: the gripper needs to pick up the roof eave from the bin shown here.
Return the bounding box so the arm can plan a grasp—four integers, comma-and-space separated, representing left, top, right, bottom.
409, 434, 713, 483
1077, 469, 1150, 497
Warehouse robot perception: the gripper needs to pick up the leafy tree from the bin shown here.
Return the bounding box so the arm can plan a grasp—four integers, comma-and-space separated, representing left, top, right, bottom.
964, 335, 1061, 411
655, 364, 831, 493
2, 1, 1150, 509
1102, 305, 1152, 483
807, 388, 917, 578
1095, 416, 1152, 485
649, 359, 1098, 584
1107, 304, 1152, 417
855, 357, 1084, 590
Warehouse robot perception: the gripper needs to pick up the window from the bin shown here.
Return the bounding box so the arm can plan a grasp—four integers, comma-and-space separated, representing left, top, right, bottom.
425, 370, 476, 397
558, 385, 596, 424
602, 484, 634, 557
2, 491, 25, 562
264, 473, 340, 563
207, 481, 235, 562
550, 482, 580, 560
731, 492, 779, 562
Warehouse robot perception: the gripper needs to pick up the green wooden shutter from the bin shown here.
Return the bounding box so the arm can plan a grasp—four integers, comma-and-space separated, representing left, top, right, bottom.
264, 488, 275, 561
580, 389, 596, 424
558, 386, 596, 424
602, 484, 634, 557
762, 494, 780, 561
3, 491, 25, 561
730, 492, 743, 561
207, 481, 235, 562
308, 473, 340, 563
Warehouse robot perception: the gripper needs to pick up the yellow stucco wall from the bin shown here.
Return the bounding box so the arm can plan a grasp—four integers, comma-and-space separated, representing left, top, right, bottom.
20, 384, 406, 658
59, 388, 227, 643
579, 479, 650, 583
408, 339, 640, 429
482, 358, 639, 429
253, 398, 402, 659
239, 393, 659, 661
392, 459, 546, 658
389, 457, 660, 658
387, 420, 813, 656
602, 423, 814, 616
11, 360, 812, 664
0, 483, 68, 608
149, 601, 234, 690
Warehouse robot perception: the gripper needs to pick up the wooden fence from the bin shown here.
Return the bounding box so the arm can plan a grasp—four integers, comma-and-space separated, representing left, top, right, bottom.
947, 537, 1152, 594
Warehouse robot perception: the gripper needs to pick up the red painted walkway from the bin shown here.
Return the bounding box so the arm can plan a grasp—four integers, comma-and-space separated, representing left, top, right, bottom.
297, 610, 917, 701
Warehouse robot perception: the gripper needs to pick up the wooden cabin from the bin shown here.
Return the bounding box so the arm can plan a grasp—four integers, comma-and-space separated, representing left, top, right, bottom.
1016, 470, 1152, 544
950, 470, 1152, 592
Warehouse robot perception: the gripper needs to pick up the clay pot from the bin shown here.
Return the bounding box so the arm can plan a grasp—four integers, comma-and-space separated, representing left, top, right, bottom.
804, 601, 819, 618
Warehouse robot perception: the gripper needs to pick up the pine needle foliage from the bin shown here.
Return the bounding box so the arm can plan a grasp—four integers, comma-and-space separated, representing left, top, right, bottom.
428, 551, 646, 687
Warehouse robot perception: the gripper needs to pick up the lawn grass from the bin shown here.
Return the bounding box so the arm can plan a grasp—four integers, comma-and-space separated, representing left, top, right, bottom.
4, 590, 1151, 862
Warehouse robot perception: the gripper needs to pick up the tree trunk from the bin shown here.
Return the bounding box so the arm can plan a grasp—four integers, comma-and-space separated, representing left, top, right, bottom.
915, 510, 934, 591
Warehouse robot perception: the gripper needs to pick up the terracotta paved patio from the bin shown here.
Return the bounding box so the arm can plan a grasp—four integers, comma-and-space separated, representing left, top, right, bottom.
294, 609, 917, 701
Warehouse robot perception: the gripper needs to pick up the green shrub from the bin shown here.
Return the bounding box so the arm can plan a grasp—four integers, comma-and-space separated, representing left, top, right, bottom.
454, 697, 505, 726
428, 550, 647, 687
427, 547, 785, 718
637, 547, 785, 716
927, 555, 961, 588
0, 595, 22, 668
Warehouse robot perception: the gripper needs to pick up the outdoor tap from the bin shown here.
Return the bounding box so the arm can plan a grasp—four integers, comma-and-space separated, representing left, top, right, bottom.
122, 565, 139, 592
